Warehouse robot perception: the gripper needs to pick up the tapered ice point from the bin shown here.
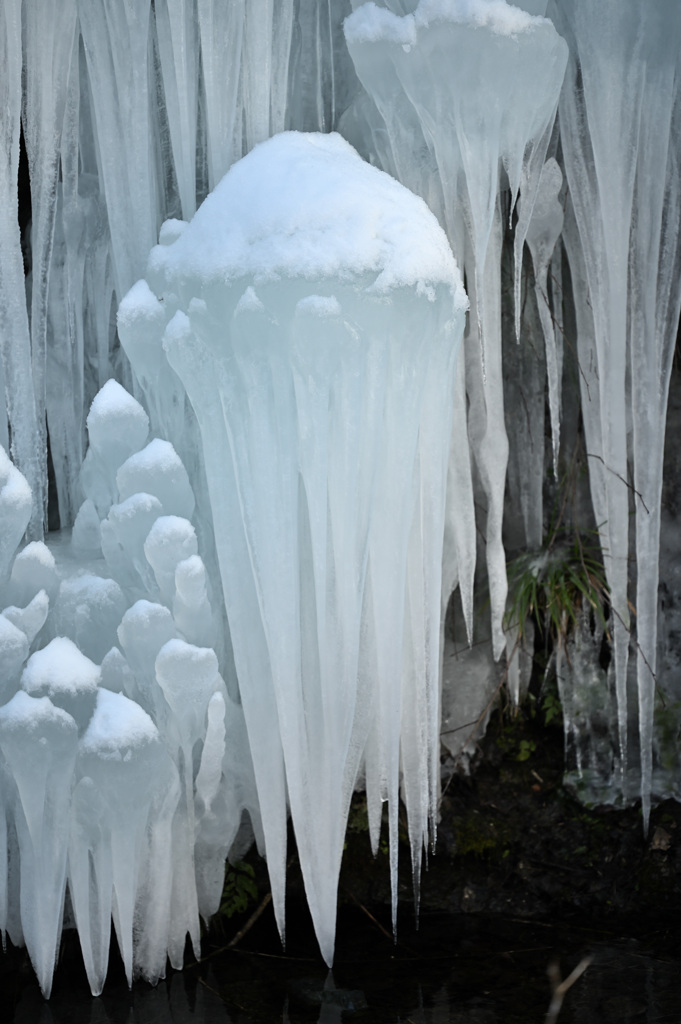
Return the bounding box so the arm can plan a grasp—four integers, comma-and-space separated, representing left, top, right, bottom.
0, 692, 78, 998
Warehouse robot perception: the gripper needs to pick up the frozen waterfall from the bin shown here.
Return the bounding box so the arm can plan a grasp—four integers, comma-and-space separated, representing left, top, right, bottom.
1, 0, 681, 998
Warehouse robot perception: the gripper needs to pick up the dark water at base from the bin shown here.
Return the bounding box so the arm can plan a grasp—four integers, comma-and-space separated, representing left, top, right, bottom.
3, 913, 680, 1024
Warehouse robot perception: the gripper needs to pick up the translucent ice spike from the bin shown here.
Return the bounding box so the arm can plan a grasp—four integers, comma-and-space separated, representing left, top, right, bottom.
0, 2, 43, 537
0, 692, 78, 998
22, 0, 78, 534
552, 0, 681, 820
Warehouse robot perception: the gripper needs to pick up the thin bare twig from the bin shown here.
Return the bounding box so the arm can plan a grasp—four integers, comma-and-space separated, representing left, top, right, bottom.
545, 955, 593, 1024
586, 452, 650, 514
225, 892, 273, 949
343, 888, 395, 945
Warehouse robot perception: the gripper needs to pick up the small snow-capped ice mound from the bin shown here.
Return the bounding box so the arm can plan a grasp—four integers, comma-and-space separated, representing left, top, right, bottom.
117, 599, 177, 715
21, 637, 100, 731
116, 438, 195, 521
80, 380, 150, 517
0, 446, 32, 587
155, 638, 222, 746
79, 686, 161, 761
102, 491, 164, 592
86, 378, 150, 464
172, 555, 216, 649
71, 498, 102, 555
0, 613, 30, 700
144, 516, 198, 605
5, 540, 58, 608
2, 589, 50, 647
99, 645, 134, 695
54, 574, 128, 664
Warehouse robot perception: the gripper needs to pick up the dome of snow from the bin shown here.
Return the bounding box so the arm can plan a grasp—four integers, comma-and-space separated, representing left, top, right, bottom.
141, 131, 467, 306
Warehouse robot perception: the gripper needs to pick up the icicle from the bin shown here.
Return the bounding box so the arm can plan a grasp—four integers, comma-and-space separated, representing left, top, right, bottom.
627, 12, 681, 830
502, 232, 545, 553
521, 157, 564, 478
0, 0, 43, 538
77, 0, 158, 299
154, 0, 199, 219
345, 1, 568, 658
464, 216, 509, 660
441, 360, 476, 645
551, 0, 681, 819
241, 0, 293, 151
196, 0, 246, 190
22, 0, 78, 533
288, 0, 353, 134
0, 692, 78, 998
553, 0, 634, 787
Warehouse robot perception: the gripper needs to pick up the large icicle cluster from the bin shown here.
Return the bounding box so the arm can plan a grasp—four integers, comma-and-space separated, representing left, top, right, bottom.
344, 0, 681, 817
549, 0, 681, 826
119, 130, 467, 964
0, 383, 258, 997
344, 0, 568, 658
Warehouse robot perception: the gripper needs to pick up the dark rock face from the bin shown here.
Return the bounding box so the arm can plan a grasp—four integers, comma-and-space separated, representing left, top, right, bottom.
338, 709, 681, 928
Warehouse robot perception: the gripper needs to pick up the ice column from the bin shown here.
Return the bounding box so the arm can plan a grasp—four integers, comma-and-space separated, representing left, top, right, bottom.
520, 157, 564, 478
0, 0, 44, 537
549, 0, 681, 822
344, 0, 568, 658
77, 0, 158, 299
22, 0, 78, 535
119, 131, 467, 964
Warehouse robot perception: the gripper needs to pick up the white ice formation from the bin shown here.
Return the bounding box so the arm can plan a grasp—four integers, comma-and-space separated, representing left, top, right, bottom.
1, 0, 681, 999
118, 129, 467, 965
344, 0, 569, 659
550, 0, 681, 827
0, 386, 258, 997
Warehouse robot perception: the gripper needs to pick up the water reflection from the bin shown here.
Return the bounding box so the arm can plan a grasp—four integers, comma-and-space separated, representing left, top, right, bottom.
5, 916, 681, 1024
11, 971, 230, 1024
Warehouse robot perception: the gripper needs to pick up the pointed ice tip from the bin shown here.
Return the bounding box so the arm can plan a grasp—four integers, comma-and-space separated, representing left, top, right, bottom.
88, 977, 105, 999
38, 971, 54, 1001
319, 938, 335, 969
642, 798, 651, 839
311, 909, 336, 968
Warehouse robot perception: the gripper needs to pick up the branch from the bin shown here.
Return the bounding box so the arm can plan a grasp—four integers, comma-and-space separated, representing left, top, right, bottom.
545, 956, 593, 1024
586, 452, 650, 514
